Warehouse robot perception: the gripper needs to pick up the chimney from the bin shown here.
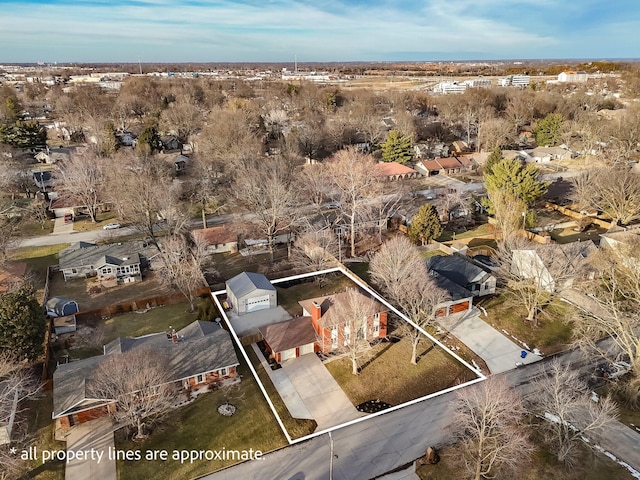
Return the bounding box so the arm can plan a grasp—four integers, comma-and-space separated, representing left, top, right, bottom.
311, 301, 321, 323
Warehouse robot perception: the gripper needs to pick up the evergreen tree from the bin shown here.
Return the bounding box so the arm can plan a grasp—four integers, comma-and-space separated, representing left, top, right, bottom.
534, 113, 565, 147
484, 146, 503, 176
0, 284, 46, 361
408, 204, 442, 245
381, 130, 413, 165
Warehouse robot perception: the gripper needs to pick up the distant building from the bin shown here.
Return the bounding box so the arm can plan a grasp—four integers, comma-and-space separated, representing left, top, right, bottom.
498, 75, 530, 87
558, 71, 589, 83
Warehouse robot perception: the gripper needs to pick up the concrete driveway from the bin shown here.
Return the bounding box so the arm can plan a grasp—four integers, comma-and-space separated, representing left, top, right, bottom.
64, 418, 116, 480
437, 309, 542, 374
281, 353, 363, 431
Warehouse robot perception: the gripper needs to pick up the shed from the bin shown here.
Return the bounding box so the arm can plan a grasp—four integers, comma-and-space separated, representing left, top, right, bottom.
53, 315, 77, 335
226, 272, 277, 316
46, 297, 79, 317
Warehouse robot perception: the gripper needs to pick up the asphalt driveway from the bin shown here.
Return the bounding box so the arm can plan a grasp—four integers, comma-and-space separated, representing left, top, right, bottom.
437, 309, 542, 373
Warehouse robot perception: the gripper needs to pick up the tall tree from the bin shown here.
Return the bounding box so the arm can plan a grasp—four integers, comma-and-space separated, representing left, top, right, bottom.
453, 377, 532, 480
88, 348, 177, 440
370, 237, 445, 364
408, 203, 442, 245
529, 360, 618, 466
534, 113, 565, 147
56, 151, 105, 222
233, 156, 299, 259
0, 283, 46, 361
380, 130, 413, 165
326, 148, 383, 257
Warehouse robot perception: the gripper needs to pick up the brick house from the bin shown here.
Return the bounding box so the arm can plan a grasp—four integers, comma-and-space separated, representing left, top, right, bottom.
299, 289, 388, 354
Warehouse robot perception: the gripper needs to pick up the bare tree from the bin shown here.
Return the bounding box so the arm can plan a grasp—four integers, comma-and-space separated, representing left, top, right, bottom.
233, 156, 299, 259
499, 240, 590, 325
453, 377, 532, 480
572, 168, 640, 226
158, 235, 207, 312
56, 151, 105, 222
325, 289, 377, 375
159, 96, 203, 146
477, 117, 513, 152
573, 241, 640, 377
88, 348, 177, 440
529, 360, 618, 466
370, 237, 445, 364
289, 227, 339, 281
326, 148, 383, 257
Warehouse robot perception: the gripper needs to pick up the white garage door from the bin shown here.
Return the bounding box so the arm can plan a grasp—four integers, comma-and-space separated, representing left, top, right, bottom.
299, 343, 314, 355
245, 295, 270, 313
280, 348, 297, 361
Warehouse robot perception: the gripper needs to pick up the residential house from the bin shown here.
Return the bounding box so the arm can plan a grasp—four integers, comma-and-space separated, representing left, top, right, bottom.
415, 156, 470, 177
58, 242, 143, 282
173, 154, 190, 174
258, 316, 318, 362
375, 162, 420, 181
428, 254, 496, 296
192, 225, 238, 254
52, 320, 239, 430
299, 289, 388, 354
161, 136, 181, 152
428, 271, 474, 317
34, 146, 73, 165
528, 147, 573, 162
226, 271, 277, 315
511, 242, 598, 292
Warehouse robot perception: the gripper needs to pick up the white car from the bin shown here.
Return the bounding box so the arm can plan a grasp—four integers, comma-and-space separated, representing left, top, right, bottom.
103, 222, 121, 230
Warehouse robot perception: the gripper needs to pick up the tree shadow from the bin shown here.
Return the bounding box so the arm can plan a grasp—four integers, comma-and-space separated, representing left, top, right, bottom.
359, 338, 397, 372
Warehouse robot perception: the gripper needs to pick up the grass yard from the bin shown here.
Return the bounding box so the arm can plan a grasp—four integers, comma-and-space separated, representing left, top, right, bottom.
347, 262, 371, 284
209, 247, 289, 282
246, 347, 317, 439
20, 391, 66, 480
276, 273, 355, 316
48, 270, 176, 312
115, 361, 289, 480
477, 294, 574, 355
436, 223, 496, 242
550, 226, 607, 244
72, 211, 118, 232
15, 218, 55, 237
326, 338, 477, 407
9, 244, 70, 302
416, 438, 633, 480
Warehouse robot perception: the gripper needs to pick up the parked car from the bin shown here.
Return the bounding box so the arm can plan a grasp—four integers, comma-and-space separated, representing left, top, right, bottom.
103, 222, 121, 230
63, 213, 73, 223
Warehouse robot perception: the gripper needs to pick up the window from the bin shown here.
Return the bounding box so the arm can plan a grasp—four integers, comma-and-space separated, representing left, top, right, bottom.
344, 324, 351, 346
196, 374, 204, 383
220, 368, 227, 376
71, 268, 77, 274
331, 326, 338, 348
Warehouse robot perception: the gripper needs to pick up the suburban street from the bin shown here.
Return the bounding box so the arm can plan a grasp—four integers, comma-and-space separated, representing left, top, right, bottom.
204, 345, 640, 480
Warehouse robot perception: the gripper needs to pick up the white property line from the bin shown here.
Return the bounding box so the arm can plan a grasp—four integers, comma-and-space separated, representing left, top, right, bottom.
212, 266, 486, 446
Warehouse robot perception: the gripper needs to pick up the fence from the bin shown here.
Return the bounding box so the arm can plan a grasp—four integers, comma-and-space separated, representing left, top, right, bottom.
74, 287, 210, 323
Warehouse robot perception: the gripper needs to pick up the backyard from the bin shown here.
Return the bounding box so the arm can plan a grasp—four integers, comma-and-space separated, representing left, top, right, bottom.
275, 272, 356, 316
325, 337, 478, 407
48, 270, 177, 312
52, 299, 216, 361
477, 294, 575, 355
115, 360, 290, 480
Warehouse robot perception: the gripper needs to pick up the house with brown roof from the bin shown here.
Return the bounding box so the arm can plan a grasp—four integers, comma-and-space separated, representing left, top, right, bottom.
415, 156, 471, 177
299, 289, 388, 354
375, 162, 420, 181
192, 225, 238, 254
259, 316, 318, 362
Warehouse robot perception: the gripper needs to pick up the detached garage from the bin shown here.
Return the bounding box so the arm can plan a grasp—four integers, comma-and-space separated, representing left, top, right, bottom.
259, 317, 317, 363
226, 272, 277, 316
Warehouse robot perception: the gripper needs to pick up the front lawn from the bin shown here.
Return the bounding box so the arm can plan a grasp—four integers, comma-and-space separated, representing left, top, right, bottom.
72, 211, 119, 232
477, 294, 574, 355
325, 338, 477, 407
115, 361, 289, 480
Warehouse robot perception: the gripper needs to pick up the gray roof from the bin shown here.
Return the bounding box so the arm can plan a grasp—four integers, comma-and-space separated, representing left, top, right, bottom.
226, 272, 275, 298
429, 271, 473, 302
59, 242, 141, 271
428, 254, 492, 290
53, 321, 238, 418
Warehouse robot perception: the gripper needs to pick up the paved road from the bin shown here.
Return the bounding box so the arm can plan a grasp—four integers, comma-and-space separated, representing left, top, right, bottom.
202, 346, 640, 480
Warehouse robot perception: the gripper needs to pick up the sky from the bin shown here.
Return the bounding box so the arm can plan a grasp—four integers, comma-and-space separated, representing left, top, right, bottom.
0, 0, 639, 63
